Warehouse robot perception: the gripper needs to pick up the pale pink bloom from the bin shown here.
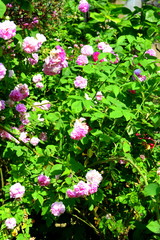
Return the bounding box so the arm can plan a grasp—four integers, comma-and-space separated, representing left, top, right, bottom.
30, 137, 40, 146
0, 20, 16, 40
36, 33, 46, 47
81, 45, 94, 56
97, 42, 107, 50
70, 118, 89, 140
22, 36, 39, 53
10, 183, 25, 198
40, 100, 51, 110
95, 91, 103, 100
38, 174, 50, 186
32, 74, 42, 83
102, 44, 113, 53
138, 75, 146, 82
28, 53, 39, 65
15, 103, 27, 113
0, 63, 6, 80
145, 49, 156, 57
74, 76, 87, 89
19, 132, 30, 143
0, 129, 12, 140
20, 112, 30, 125
66, 189, 77, 198
5, 218, 16, 229
78, 0, 90, 13
76, 54, 88, 65
39, 132, 47, 141
73, 181, 90, 197
0, 100, 5, 110
51, 202, 65, 216
85, 169, 103, 185
36, 82, 44, 88
8, 70, 14, 77
88, 182, 98, 194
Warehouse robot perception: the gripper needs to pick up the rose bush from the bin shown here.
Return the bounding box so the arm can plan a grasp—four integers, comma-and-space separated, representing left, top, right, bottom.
0, 0, 160, 239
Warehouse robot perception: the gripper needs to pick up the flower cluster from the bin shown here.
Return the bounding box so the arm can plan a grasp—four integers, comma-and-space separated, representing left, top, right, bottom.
67, 169, 102, 198
10, 183, 25, 199
0, 20, 16, 40
0, 63, 6, 80
9, 84, 29, 102
78, 0, 90, 13
74, 76, 87, 89
43, 45, 68, 75
22, 33, 46, 54
32, 74, 44, 88
70, 118, 89, 140
50, 201, 65, 216
38, 174, 50, 186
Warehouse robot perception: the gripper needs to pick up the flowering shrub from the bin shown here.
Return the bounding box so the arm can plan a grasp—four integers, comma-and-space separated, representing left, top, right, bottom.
0, 0, 160, 239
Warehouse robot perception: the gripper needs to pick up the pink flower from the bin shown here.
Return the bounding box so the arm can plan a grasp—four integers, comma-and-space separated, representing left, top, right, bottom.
36, 33, 46, 47
43, 46, 68, 75
0, 63, 6, 80
70, 118, 89, 140
92, 52, 100, 62
28, 53, 39, 65
85, 169, 103, 185
103, 44, 113, 53
20, 112, 30, 125
145, 49, 156, 57
22, 36, 39, 53
95, 91, 103, 100
10, 183, 25, 199
39, 132, 47, 141
9, 89, 23, 101
81, 45, 93, 56
76, 54, 88, 65
0, 100, 5, 110
15, 103, 27, 113
78, 0, 90, 13
138, 75, 146, 82
19, 132, 30, 143
32, 74, 42, 83
38, 174, 50, 186
73, 181, 90, 197
74, 76, 87, 89
88, 182, 98, 194
0, 20, 16, 40
66, 189, 77, 198
30, 137, 40, 146
5, 218, 16, 229
97, 42, 107, 50
40, 100, 51, 110
36, 82, 44, 88
50, 201, 65, 216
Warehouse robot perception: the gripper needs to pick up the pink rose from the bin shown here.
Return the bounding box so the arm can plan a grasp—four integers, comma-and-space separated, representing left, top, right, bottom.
76, 54, 88, 65
10, 183, 25, 199
50, 202, 65, 216
74, 76, 87, 89
5, 218, 16, 229
0, 20, 16, 40
38, 174, 50, 186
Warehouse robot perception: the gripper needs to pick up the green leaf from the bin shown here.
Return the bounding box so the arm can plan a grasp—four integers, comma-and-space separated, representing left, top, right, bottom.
47, 112, 61, 122
110, 109, 123, 119
145, 10, 158, 22
44, 145, 56, 156
143, 183, 160, 197
90, 12, 105, 22
83, 65, 94, 73
71, 101, 83, 113
147, 221, 160, 234
0, 0, 6, 18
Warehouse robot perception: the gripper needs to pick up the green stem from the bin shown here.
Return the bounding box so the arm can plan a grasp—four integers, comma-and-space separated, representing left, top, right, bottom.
0, 124, 40, 156
0, 167, 4, 188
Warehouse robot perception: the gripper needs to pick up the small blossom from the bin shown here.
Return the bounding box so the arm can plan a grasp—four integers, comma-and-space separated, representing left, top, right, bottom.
36, 82, 44, 88
30, 137, 40, 146
102, 44, 113, 53
0, 63, 6, 80
74, 76, 87, 89
0, 100, 5, 111
81, 45, 93, 56
97, 42, 107, 50
36, 33, 46, 47
76, 54, 88, 65
32, 74, 42, 83
0, 20, 16, 40
8, 70, 14, 77
22, 36, 39, 53
85, 169, 103, 185
95, 91, 103, 100
10, 183, 25, 199
15, 103, 27, 113
145, 49, 156, 57
78, 0, 90, 13
51, 201, 65, 216
19, 131, 30, 143
5, 218, 16, 229
38, 174, 50, 186
70, 118, 89, 140
28, 53, 39, 65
